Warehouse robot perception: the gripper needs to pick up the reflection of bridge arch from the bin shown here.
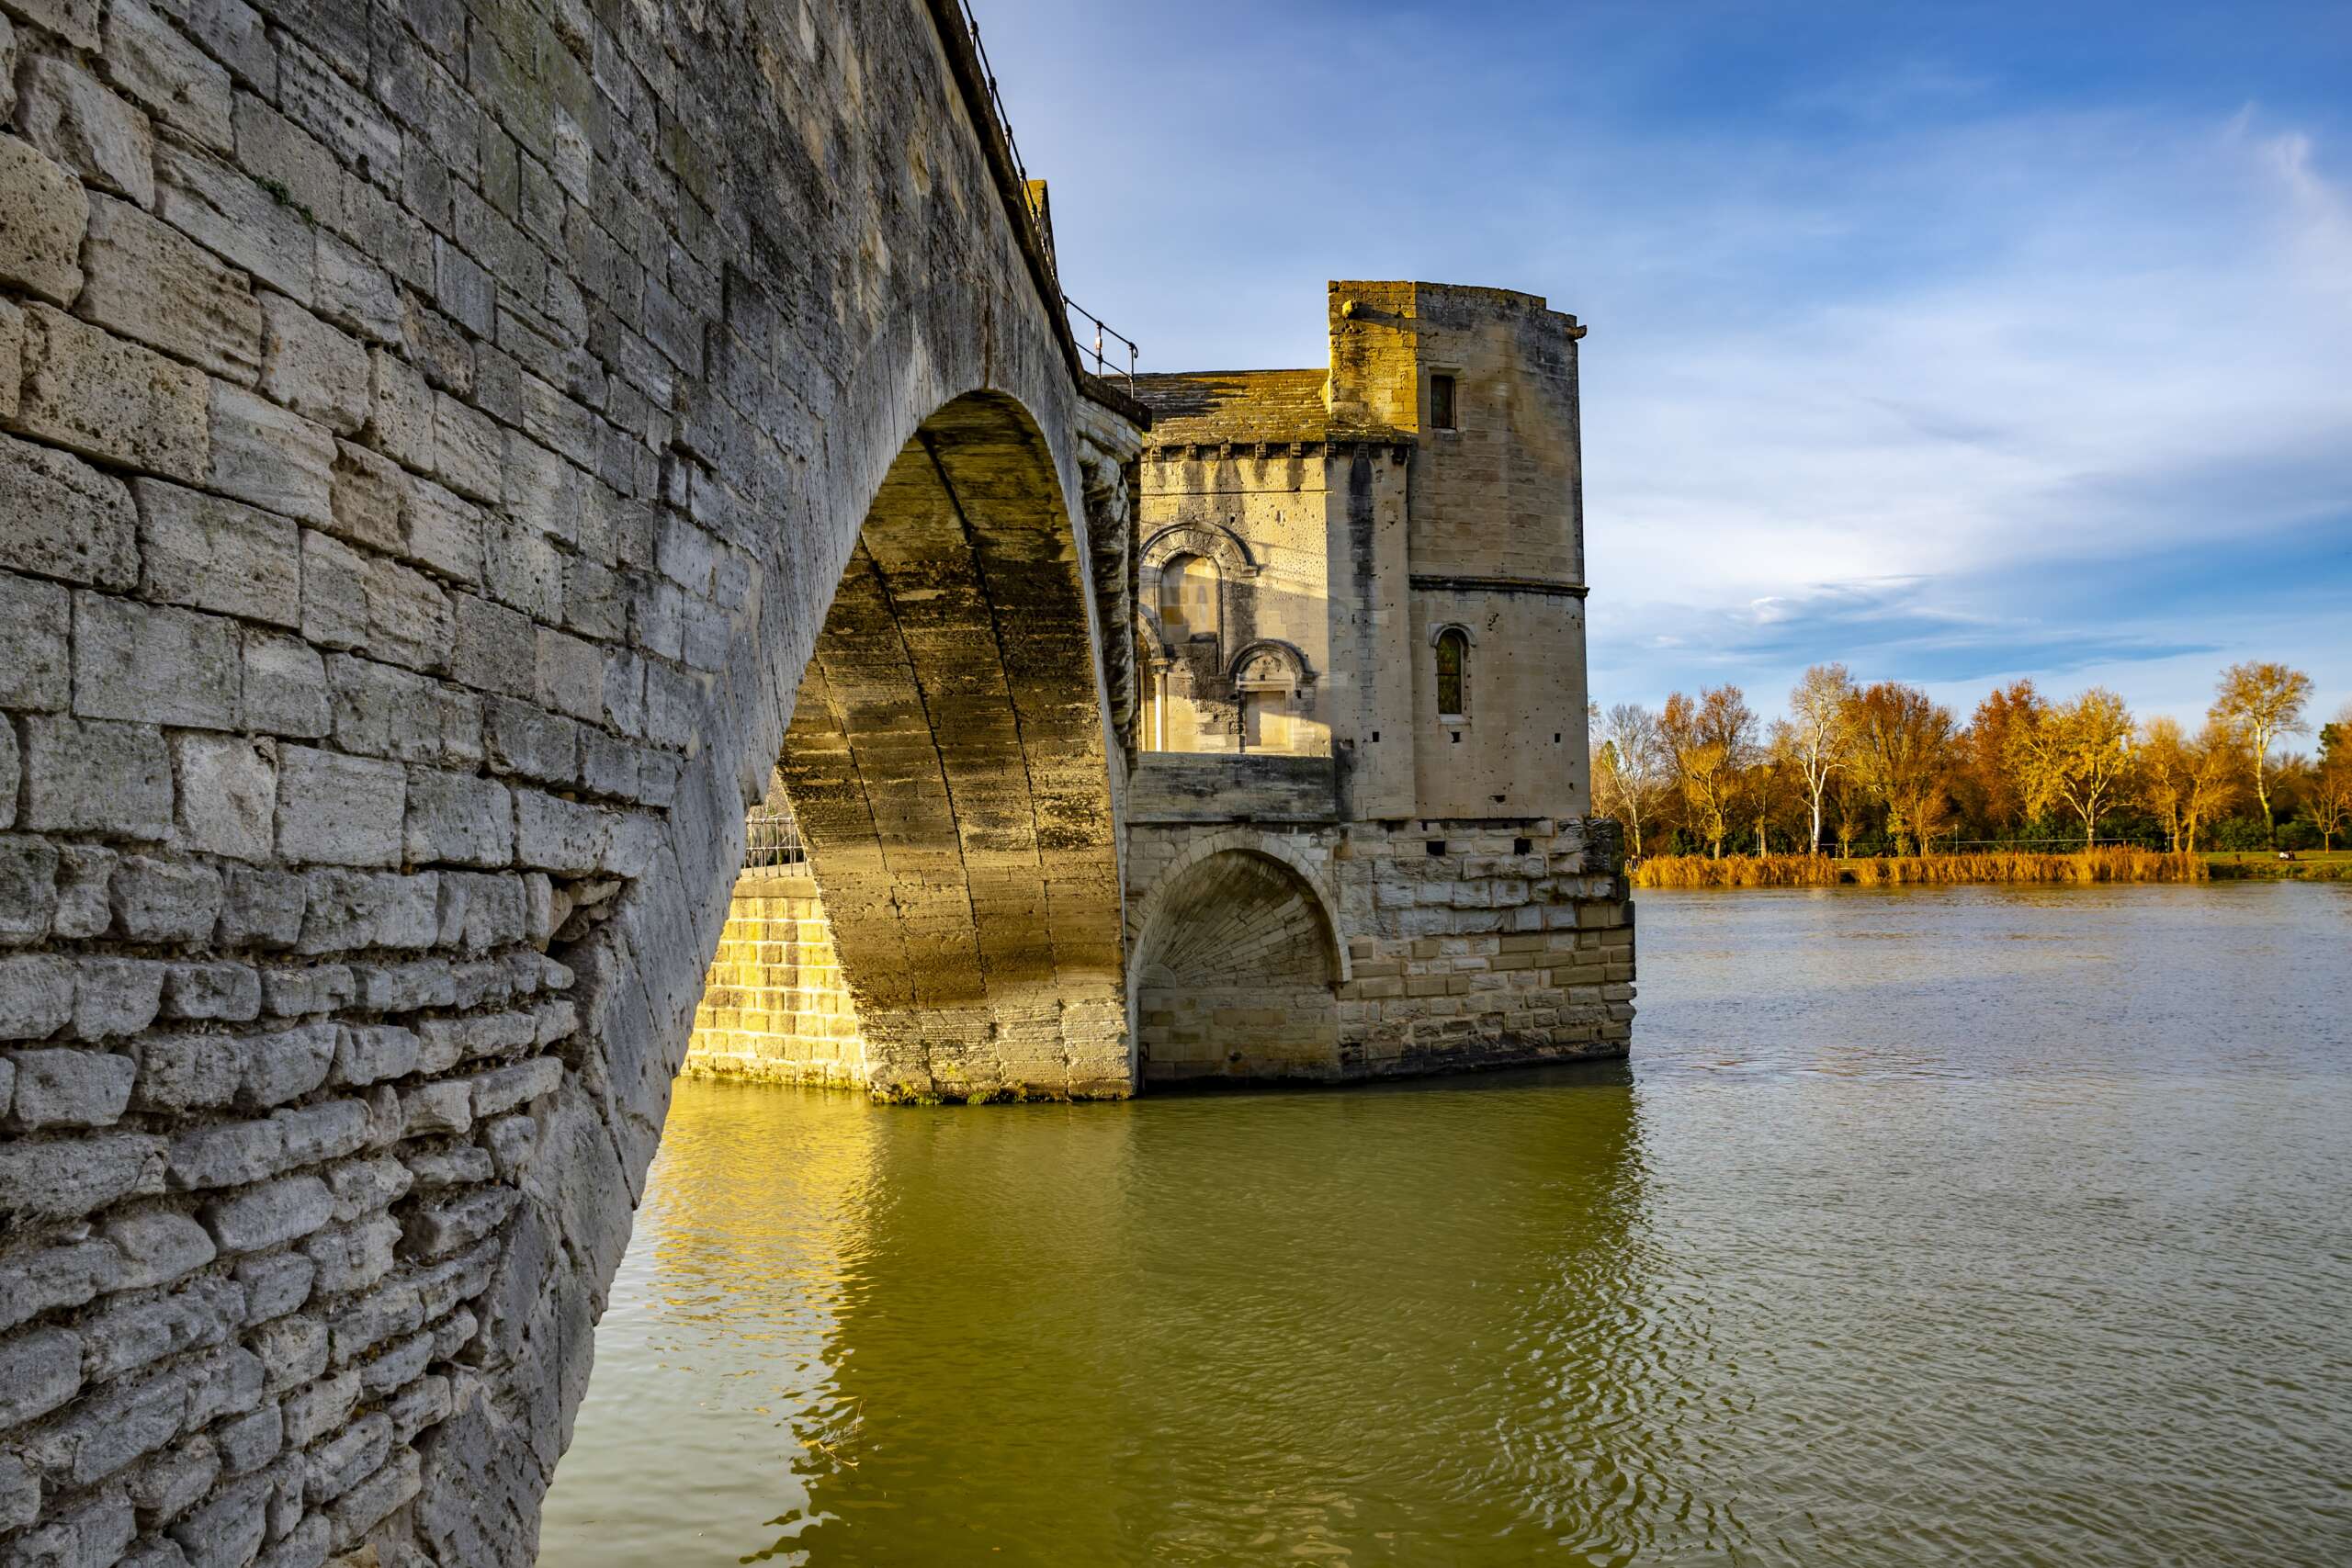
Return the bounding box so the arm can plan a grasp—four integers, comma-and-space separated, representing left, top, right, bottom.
778, 390, 1129, 1102
1127, 840, 1347, 1082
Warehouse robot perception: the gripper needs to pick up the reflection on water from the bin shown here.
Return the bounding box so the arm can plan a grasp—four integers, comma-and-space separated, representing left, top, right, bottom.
540, 883, 2352, 1564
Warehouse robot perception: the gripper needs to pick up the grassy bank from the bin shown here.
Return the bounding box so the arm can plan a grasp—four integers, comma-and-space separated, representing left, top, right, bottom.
2204, 851, 2352, 881
1632, 848, 2206, 889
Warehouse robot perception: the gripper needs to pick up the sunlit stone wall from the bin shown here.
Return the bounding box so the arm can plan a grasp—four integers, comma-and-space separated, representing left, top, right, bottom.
683, 874, 863, 1088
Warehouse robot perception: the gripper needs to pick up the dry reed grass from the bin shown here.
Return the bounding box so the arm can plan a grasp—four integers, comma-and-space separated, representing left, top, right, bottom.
1631, 848, 2205, 889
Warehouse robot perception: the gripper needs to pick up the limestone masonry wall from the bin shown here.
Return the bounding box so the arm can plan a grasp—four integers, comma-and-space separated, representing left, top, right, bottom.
681, 874, 861, 1088
0, 0, 1115, 1562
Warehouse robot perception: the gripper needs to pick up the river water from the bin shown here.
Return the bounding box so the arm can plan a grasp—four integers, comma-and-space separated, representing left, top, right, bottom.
538, 883, 2352, 1565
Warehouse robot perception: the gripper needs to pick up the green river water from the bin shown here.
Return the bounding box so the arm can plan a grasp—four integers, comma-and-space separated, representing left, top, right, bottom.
538, 883, 2352, 1564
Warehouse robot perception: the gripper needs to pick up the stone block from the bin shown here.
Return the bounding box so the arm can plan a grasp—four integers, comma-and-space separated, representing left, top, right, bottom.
0, 1325, 84, 1430
0, 954, 74, 1040
0, 1130, 163, 1216
77, 193, 260, 379
167, 1115, 282, 1190
315, 230, 403, 346
0, 433, 139, 589
252, 1320, 329, 1403
262, 297, 371, 435
166, 1473, 269, 1567
326, 438, 404, 552
150, 0, 273, 95
535, 626, 604, 722
334, 1023, 420, 1087
0, 1451, 32, 1536
212, 382, 336, 527
70, 958, 167, 1041
127, 1434, 222, 1521
481, 697, 579, 784
6, 1046, 135, 1126
171, 733, 278, 860
17, 716, 172, 836
299, 527, 368, 650
162, 960, 262, 1021
274, 1098, 368, 1165
326, 654, 444, 763
0, 1239, 119, 1333
404, 771, 513, 867
109, 854, 223, 942
231, 92, 338, 227
52, 846, 118, 938
403, 475, 484, 586
72, 592, 240, 730
214, 1402, 282, 1477
243, 629, 331, 739
0, 133, 88, 306
12, 304, 209, 482
81, 1276, 242, 1382
348, 958, 454, 1011
132, 1032, 240, 1111
433, 391, 503, 501
0, 837, 57, 942
6, 0, 99, 49
259, 964, 352, 1018
307, 1411, 390, 1504
514, 791, 612, 874
276, 745, 403, 867
134, 479, 301, 627
97, 1210, 216, 1293
3, 1495, 136, 1566
467, 1055, 560, 1119
297, 869, 437, 954
219, 866, 306, 949
483, 517, 563, 621
364, 555, 454, 673
154, 141, 313, 304
240, 1021, 337, 1106
17, 54, 153, 208
102, 0, 234, 152
449, 592, 537, 699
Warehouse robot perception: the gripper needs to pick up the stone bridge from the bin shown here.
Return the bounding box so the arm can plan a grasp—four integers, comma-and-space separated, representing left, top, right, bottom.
0, 0, 1149, 1561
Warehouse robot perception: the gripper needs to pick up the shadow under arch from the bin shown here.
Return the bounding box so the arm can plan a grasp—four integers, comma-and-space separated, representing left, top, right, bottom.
1128, 845, 1345, 1082
775, 389, 1131, 1102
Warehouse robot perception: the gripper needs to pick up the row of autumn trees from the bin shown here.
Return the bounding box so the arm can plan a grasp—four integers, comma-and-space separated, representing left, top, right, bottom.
1594, 661, 2351, 859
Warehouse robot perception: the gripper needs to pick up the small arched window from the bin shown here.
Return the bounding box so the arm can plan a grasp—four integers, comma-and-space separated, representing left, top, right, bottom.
1157, 553, 1218, 641
1434, 628, 1467, 718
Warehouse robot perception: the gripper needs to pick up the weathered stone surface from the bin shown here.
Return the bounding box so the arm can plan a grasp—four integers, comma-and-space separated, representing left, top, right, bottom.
0, 1130, 163, 1216
211, 382, 335, 527
73, 592, 240, 730
18, 716, 170, 839
0, 133, 88, 306
133, 1031, 239, 1111
162, 960, 263, 1021
0, 574, 68, 715
0, 953, 76, 1040
402, 476, 483, 586
155, 141, 313, 303
325, 437, 404, 551
0, 433, 139, 589
205, 1173, 333, 1252
13, 304, 209, 481
243, 628, 332, 739
0, 1239, 119, 1332
109, 855, 224, 942
53, 851, 119, 939
171, 733, 279, 860
333, 1024, 419, 1087
217, 871, 302, 952
77, 193, 260, 379
102, 0, 235, 152
242, 1021, 336, 1106
363, 556, 453, 673
103, 1207, 219, 1289
17, 53, 154, 208
404, 772, 512, 867
72, 955, 165, 1040
0, 838, 59, 942
263, 295, 371, 434
135, 479, 301, 627
276, 746, 403, 868
7, 1046, 137, 1126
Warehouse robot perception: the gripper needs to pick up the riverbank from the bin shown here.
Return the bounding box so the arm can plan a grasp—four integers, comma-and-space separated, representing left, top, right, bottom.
2204, 851, 2352, 880
1630, 847, 2203, 888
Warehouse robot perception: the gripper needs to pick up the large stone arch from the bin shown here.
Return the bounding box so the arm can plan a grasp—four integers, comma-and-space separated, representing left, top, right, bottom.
1126, 842, 1347, 1082
0, 0, 1141, 1563
778, 391, 1127, 1102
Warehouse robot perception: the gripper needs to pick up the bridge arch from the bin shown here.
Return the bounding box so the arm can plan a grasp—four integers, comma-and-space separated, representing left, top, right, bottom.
1126, 840, 1348, 1082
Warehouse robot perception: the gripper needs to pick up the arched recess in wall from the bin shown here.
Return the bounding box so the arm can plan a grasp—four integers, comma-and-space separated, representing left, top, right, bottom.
773, 390, 1131, 1102
1139, 521, 1257, 652
1128, 845, 1345, 1081
1227, 638, 1315, 754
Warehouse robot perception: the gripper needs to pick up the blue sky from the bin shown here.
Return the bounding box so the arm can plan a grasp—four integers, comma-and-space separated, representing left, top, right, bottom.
980, 0, 2352, 733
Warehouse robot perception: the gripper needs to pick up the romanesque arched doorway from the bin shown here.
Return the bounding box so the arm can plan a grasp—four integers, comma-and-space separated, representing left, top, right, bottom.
1130, 848, 1343, 1081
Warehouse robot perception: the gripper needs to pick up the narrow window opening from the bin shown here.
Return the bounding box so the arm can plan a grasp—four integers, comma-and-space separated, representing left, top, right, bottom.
1553, 733, 1562, 743
1451, 731, 1462, 743
1426, 840, 1447, 857
1430, 373, 1457, 430
1434, 627, 1466, 718
1513, 837, 1532, 855
1371, 730, 1381, 743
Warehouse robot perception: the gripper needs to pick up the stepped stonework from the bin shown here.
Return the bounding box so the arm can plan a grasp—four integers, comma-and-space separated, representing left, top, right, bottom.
0, 0, 1628, 1562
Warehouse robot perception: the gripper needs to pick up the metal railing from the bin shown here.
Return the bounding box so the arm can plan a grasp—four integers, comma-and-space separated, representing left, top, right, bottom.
1065, 296, 1138, 389
942, 0, 1140, 388
743, 809, 806, 870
